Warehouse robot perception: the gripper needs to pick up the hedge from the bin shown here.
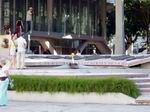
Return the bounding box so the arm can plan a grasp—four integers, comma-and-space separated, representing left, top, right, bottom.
10, 75, 140, 98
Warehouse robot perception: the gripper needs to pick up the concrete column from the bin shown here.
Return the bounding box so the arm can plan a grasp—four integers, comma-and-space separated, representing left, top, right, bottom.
13, 0, 16, 32
115, 0, 125, 54
47, 0, 53, 35
100, 0, 107, 40
26, 0, 28, 32
38, 0, 41, 31
0, 0, 2, 34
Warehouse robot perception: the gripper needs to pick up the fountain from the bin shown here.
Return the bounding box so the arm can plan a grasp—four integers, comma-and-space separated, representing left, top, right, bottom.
51, 53, 94, 69
69, 53, 79, 69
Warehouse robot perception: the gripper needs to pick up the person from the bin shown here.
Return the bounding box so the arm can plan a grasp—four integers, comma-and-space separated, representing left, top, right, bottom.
16, 17, 24, 36
76, 50, 81, 56
3, 24, 11, 35
9, 33, 17, 69
43, 49, 50, 54
93, 47, 97, 55
16, 35, 27, 69
26, 7, 33, 33
0, 59, 10, 106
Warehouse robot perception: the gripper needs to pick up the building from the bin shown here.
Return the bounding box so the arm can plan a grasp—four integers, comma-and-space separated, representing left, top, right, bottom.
0, 0, 115, 55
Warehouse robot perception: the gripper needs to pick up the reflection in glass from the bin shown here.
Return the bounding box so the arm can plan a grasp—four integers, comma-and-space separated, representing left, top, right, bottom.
52, 0, 102, 36
2, 0, 13, 32
1, 0, 102, 36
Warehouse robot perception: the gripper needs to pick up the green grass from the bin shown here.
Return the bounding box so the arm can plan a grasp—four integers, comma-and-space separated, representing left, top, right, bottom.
10, 75, 140, 98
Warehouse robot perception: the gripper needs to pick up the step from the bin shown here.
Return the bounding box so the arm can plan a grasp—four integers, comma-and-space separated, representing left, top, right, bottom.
136, 99, 150, 104
136, 83, 150, 88
140, 88, 150, 93
140, 92, 150, 95
95, 73, 148, 78
79, 73, 148, 78
136, 94, 150, 104
129, 78, 150, 83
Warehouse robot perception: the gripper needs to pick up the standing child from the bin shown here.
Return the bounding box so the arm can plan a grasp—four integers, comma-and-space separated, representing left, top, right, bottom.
0, 59, 10, 106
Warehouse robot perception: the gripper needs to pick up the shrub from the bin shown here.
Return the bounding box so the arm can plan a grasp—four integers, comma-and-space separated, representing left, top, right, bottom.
10, 75, 140, 98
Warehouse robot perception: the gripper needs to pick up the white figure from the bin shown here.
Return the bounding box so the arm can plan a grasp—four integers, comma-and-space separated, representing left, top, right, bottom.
16, 36, 27, 69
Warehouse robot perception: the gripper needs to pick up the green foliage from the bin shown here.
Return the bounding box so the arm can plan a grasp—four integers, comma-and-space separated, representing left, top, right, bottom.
11, 75, 140, 98
125, 0, 150, 38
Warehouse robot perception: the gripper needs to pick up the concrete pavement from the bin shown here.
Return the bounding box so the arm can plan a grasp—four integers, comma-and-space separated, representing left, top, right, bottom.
10, 67, 150, 76
1, 101, 150, 112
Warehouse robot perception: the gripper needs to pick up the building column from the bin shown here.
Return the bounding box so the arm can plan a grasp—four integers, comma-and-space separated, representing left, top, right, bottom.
38, 0, 41, 31
115, 0, 125, 54
47, 0, 53, 35
100, 0, 107, 40
0, 0, 2, 34
13, 0, 16, 32
26, 0, 28, 32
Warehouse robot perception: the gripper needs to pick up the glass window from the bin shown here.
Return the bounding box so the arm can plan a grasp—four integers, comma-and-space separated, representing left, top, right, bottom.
52, 0, 61, 32
15, 0, 26, 32
1, 0, 102, 35
40, 0, 48, 31
2, 0, 13, 31
28, 0, 48, 31
52, 0, 102, 36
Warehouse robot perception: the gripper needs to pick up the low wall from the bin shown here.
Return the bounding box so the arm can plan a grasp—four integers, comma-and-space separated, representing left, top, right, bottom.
8, 91, 135, 105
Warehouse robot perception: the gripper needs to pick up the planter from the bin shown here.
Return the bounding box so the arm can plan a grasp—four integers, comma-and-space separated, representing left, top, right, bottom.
8, 91, 136, 104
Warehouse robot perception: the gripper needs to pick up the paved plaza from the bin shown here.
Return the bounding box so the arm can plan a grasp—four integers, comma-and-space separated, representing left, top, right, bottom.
10, 67, 150, 76
0, 101, 150, 112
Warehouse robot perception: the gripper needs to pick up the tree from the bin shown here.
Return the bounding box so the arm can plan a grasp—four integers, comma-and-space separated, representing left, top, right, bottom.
124, 0, 150, 49
107, 0, 150, 51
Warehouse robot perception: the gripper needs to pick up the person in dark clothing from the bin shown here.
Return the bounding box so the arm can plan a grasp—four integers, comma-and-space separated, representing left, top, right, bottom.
16, 17, 24, 36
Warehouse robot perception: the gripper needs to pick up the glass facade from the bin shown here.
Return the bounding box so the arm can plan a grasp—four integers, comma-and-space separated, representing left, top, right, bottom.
2, 0, 13, 30
2, 0, 48, 32
28, 0, 48, 31
1, 0, 103, 36
52, 0, 102, 36
0, 0, 110, 54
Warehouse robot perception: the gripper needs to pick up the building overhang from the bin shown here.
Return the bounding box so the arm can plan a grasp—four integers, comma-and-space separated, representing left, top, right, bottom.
30, 31, 105, 42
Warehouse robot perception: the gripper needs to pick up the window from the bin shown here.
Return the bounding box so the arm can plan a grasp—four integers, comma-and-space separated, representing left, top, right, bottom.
52, 0, 102, 36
